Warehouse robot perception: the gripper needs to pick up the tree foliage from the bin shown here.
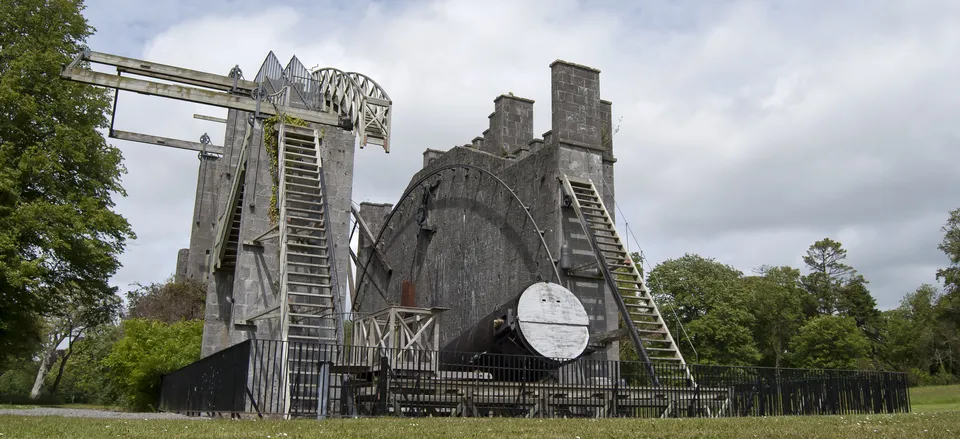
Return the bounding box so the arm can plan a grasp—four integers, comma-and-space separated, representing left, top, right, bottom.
0, 0, 134, 363
789, 315, 871, 370
125, 276, 205, 323
744, 266, 804, 368
103, 319, 202, 411
44, 324, 122, 404
801, 238, 855, 316
936, 208, 960, 295
647, 254, 760, 365
29, 288, 120, 398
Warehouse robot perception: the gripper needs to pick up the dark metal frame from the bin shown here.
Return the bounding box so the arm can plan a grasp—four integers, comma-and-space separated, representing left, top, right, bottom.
159, 340, 911, 419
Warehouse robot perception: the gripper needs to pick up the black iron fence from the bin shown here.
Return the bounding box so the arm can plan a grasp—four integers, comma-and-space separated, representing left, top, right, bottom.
158, 340, 251, 415
159, 340, 910, 419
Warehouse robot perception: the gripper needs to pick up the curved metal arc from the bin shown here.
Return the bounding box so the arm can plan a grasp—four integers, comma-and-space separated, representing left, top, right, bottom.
310, 67, 392, 150
353, 164, 561, 312
345, 72, 392, 102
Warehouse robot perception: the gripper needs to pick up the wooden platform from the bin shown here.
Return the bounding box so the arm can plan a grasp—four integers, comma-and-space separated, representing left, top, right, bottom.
344, 376, 732, 418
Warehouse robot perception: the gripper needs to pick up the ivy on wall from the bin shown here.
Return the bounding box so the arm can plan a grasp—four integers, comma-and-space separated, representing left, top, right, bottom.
263, 114, 309, 224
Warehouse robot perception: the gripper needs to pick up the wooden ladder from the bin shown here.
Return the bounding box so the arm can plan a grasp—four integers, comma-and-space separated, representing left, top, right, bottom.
277, 123, 342, 417
561, 175, 695, 387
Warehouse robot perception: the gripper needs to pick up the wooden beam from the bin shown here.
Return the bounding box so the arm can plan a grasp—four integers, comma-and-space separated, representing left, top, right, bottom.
110, 129, 224, 155
194, 114, 228, 124
61, 67, 339, 126
88, 51, 259, 92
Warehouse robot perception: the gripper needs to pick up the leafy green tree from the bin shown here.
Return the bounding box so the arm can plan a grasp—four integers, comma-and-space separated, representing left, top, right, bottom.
788, 315, 871, 370
125, 275, 206, 323
937, 208, 960, 295
800, 238, 855, 316
934, 209, 960, 377
45, 324, 121, 405
883, 284, 958, 383
744, 266, 804, 368
0, 0, 134, 363
647, 254, 760, 365
103, 319, 202, 411
29, 288, 120, 399
0, 358, 38, 400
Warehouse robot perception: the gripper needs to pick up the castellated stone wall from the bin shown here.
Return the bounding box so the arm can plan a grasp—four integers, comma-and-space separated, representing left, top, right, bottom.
355, 60, 622, 370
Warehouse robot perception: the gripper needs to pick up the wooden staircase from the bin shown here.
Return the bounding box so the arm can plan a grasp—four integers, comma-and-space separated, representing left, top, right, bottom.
277, 123, 342, 417
560, 175, 695, 387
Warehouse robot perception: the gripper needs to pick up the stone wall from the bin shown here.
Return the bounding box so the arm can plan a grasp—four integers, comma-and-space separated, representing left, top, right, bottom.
355, 59, 621, 369
201, 108, 247, 357
199, 109, 358, 356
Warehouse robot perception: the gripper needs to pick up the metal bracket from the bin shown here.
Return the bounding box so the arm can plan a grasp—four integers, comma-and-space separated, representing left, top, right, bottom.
228, 65, 243, 94
242, 224, 280, 247
241, 305, 281, 324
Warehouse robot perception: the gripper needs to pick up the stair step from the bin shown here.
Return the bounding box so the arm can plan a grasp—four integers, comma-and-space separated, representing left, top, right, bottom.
288, 291, 333, 298
289, 312, 333, 318
285, 174, 321, 184
286, 257, 329, 266
288, 323, 335, 329
284, 158, 319, 169
286, 191, 323, 200
283, 151, 319, 161
289, 302, 335, 309
284, 180, 325, 192
286, 223, 325, 232
286, 241, 328, 251
287, 271, 331, 279
288, 280, 332, 288
285, 195, 323, 205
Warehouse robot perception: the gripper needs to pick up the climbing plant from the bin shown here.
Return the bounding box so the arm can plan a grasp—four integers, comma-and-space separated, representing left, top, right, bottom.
263, 114, 309, 224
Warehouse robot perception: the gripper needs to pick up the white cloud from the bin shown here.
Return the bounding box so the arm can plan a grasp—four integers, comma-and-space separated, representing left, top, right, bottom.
90, 0, 960, 308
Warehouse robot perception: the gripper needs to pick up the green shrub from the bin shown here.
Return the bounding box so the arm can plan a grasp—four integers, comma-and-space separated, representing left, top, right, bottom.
909, 366, 960, 387
0, 361, 39, 402
102, 319, 202, 411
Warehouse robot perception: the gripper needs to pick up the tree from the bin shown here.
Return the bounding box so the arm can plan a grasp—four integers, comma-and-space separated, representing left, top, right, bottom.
103, 318, 202, 411
28, 288, 120, 399
0, 0, 134, 362
800, 238, 855, 316
935, 209, 960, 376
125, 276, 206, 323
883, 284, 959, 383
647, 254, 760, 365
45, 324, 122, 405
936, 208, 960, 295
744, 266, 804, 368
789, 315, 871, 370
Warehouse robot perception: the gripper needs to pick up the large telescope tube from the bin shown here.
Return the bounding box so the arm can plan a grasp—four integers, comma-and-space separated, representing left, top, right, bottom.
440, 282, 590, 381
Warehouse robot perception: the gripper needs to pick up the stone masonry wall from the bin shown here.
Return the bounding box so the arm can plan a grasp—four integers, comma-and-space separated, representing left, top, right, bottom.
201, 108, 247, 357
355, 59, 622, 369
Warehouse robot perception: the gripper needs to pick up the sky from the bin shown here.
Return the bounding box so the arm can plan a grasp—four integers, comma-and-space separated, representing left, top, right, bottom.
80, 0, 960, 310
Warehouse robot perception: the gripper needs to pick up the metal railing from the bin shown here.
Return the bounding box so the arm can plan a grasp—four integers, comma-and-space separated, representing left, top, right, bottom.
159, 340, 910, 419
158, 340, 251, 415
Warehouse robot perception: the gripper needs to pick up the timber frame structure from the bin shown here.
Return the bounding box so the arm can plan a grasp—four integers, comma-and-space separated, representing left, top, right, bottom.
62, 48, 391, 151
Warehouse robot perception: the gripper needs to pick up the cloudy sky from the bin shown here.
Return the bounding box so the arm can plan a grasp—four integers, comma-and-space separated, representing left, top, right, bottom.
82, 0, 960, 309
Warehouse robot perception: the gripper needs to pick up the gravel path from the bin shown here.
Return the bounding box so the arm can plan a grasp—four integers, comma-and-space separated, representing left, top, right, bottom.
0, 407, 208, 420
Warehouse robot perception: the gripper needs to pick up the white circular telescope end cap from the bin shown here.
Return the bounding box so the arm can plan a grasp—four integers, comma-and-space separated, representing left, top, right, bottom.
516, 282, 590, 359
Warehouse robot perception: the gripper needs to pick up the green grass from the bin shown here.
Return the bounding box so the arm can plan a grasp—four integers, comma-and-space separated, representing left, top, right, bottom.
911, 384, 960, 413
0, 412, 958, 438
0, 385, 954, 438
0, 403, 120, 411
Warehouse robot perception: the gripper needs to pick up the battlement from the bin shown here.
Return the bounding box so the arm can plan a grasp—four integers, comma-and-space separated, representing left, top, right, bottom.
426, 60, 615, 165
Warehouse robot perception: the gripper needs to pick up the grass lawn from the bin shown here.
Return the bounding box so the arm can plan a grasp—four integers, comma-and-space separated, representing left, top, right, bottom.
0, 412, 957, 438
0, 403, 120, 411
0, 385, 956, 438
910, 384, 960, 413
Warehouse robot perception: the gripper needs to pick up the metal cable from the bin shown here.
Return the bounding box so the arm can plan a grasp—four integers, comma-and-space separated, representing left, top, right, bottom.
598, 171, 700, 364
